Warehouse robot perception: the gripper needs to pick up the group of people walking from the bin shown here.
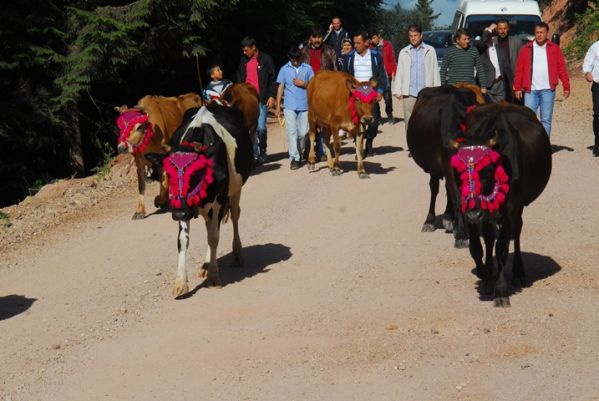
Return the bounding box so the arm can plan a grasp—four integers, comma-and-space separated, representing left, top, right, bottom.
204, 16, 599, 169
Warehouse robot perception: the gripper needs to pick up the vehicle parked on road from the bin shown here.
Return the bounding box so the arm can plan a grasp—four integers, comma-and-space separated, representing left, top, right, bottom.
422, 30, 453, 68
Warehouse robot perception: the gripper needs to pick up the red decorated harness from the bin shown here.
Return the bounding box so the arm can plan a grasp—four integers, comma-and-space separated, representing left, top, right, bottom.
163, 149, 214, 209
116, 110, 154, 154
348, 85, 378, 125
450, 146, 510, 214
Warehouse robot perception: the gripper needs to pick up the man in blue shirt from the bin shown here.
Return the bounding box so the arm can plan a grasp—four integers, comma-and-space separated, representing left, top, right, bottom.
275, 47, 315, 169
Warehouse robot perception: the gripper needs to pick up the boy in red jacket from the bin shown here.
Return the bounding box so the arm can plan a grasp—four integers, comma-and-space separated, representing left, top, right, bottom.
514, 22, 570, 137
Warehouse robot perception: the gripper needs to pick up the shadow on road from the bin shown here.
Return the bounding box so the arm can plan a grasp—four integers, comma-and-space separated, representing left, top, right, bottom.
0, 295, 36, 321
184, 243, 292, 297
473, 252, 562, 302
252, 162, 282, 175
551, 144, 575, 154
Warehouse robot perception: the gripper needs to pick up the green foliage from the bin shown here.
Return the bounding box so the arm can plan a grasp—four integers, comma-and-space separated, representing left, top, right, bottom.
90, 142, 114, 179
1, 0, 384, 207
565, 6, 599, 60
0, 211, 11, 228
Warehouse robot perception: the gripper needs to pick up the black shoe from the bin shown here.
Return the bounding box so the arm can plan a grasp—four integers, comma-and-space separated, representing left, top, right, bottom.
254, 157, 263, 167
290, 159, 301, 170
593, 147, 599, 157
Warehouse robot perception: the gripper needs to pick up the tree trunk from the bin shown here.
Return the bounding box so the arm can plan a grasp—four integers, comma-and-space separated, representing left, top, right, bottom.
64, 102, 85, 177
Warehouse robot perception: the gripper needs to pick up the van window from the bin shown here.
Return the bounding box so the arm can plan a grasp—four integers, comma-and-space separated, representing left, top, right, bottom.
464, 15, 542, 38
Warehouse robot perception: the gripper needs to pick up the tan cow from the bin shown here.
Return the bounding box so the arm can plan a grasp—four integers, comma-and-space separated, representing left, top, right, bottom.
306, 70, 377, 178
115, 93, 202, 219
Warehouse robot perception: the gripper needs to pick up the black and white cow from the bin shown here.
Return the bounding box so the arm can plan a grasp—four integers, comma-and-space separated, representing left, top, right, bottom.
164, 103, 254, 298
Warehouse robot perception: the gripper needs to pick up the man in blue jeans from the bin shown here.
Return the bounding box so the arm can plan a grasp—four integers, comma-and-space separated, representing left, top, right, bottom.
236, 36, 277, 165
514, 22, 570, 137
275, 47, 315, 169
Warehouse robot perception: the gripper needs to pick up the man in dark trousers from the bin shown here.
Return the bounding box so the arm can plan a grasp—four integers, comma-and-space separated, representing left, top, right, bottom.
490, 20, 524, 102
343, 32, 388, 157
237, 36, 277, 165
324, 16, 349, 56
370, 31, 397, 123
473, 24, 508, 102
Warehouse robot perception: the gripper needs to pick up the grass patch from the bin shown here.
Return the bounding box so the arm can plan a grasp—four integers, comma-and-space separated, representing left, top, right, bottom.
91, 142, 114, 179
0, 210, 11, 228
565, 7, 599, 61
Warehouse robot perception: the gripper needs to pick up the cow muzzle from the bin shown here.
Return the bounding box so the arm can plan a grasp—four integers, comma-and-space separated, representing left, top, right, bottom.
361, 116, 374, 125
171, 207, 193, 221
117, 142, 130, 154
465, 208, 483, 224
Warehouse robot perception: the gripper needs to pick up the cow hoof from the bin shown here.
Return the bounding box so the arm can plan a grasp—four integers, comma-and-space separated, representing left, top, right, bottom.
493, 297, 511, 308
206, 275, 222, 287
480, 279, 494, 294
442, 217, 454, 233
421, 223, 435, 232
131, 212, 145, 220
358, 172, 370, 179
233, 254, 244, 268
172, 281, 189, 298
307, 163, 316, 171
331, 168, 342, 176
454, 238, 469, 249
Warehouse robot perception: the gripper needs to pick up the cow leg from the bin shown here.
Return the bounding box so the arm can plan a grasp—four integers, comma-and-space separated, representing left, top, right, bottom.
468, 223, 484, 277
493, 221, 512, 307
230, 191, 244, 267
307, 125, 317, 171
154, 168, 169, 210
132, 156, 146, 220
328, 126, 342, 175
422, 175, 439, 232
511, 212, 528, 287
443, 163, 468, 248
479, 222, 496, 295
173, 220, 191, 298
204, 203, 222, 287
355, 132, 369, 179
442, 183, 454, 233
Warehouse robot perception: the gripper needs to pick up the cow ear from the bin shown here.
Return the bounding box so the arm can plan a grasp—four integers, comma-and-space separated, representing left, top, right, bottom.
346, 79, 356, 92
114, 105, 128, 114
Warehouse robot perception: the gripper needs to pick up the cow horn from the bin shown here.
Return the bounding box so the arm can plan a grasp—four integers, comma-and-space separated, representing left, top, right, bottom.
487, 131, 498, 147
114, 105, 129, 113
346, 79, 356, 91
449, 139, 462, 150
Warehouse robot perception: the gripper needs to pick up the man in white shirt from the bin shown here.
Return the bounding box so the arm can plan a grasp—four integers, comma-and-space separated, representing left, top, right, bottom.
583, 40, 599, 156
343, 32, 388, 157
393, 25, 440, 125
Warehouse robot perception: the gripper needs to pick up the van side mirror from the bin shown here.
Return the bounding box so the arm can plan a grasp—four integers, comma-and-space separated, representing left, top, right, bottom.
552, 33, 560, 46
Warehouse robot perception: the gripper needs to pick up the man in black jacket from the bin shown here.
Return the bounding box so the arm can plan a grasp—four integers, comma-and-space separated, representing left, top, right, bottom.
324, 17, 349, 56
237, 36, 277, 165
343, 32, 388, 157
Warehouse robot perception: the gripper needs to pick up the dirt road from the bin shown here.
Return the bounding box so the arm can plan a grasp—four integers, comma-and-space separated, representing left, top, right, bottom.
1, 77, 598, 401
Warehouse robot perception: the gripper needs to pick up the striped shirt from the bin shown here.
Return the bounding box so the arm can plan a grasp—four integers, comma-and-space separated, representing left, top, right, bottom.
440, 45, 486, 86
353, 49, 373, 82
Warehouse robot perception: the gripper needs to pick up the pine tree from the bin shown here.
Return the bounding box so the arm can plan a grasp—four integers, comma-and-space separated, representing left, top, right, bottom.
413, 0, 440, 31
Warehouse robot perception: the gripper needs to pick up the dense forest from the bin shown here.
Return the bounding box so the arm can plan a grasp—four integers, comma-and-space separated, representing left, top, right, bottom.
2, 0, 594, 207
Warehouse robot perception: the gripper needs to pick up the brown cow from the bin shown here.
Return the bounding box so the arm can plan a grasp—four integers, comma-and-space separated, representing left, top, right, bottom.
115, 93, 202, 219
221, 83, 260, 141
307, 70, 377, 178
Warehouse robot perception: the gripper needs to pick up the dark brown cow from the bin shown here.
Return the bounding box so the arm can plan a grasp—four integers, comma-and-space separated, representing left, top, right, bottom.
451, 102, 551, 307
407, 83, 488, 247
221, 83, 260, 140
115, 93, 202, 219
306, 70, 378, 178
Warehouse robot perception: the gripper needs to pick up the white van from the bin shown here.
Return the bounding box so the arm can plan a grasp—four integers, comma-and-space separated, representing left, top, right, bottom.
451, 0, 542, 39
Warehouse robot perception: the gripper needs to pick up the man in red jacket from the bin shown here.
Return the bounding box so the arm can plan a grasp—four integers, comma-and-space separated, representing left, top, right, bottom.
371, 32, 397, 124
514, 22, 570, 137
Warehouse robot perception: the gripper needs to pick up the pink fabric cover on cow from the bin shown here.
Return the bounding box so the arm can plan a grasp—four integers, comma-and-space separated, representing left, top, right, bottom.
451, 145, 510, 214
116, 110, 154, 154
348, 85, 378, 125
163, 151, 214, 209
